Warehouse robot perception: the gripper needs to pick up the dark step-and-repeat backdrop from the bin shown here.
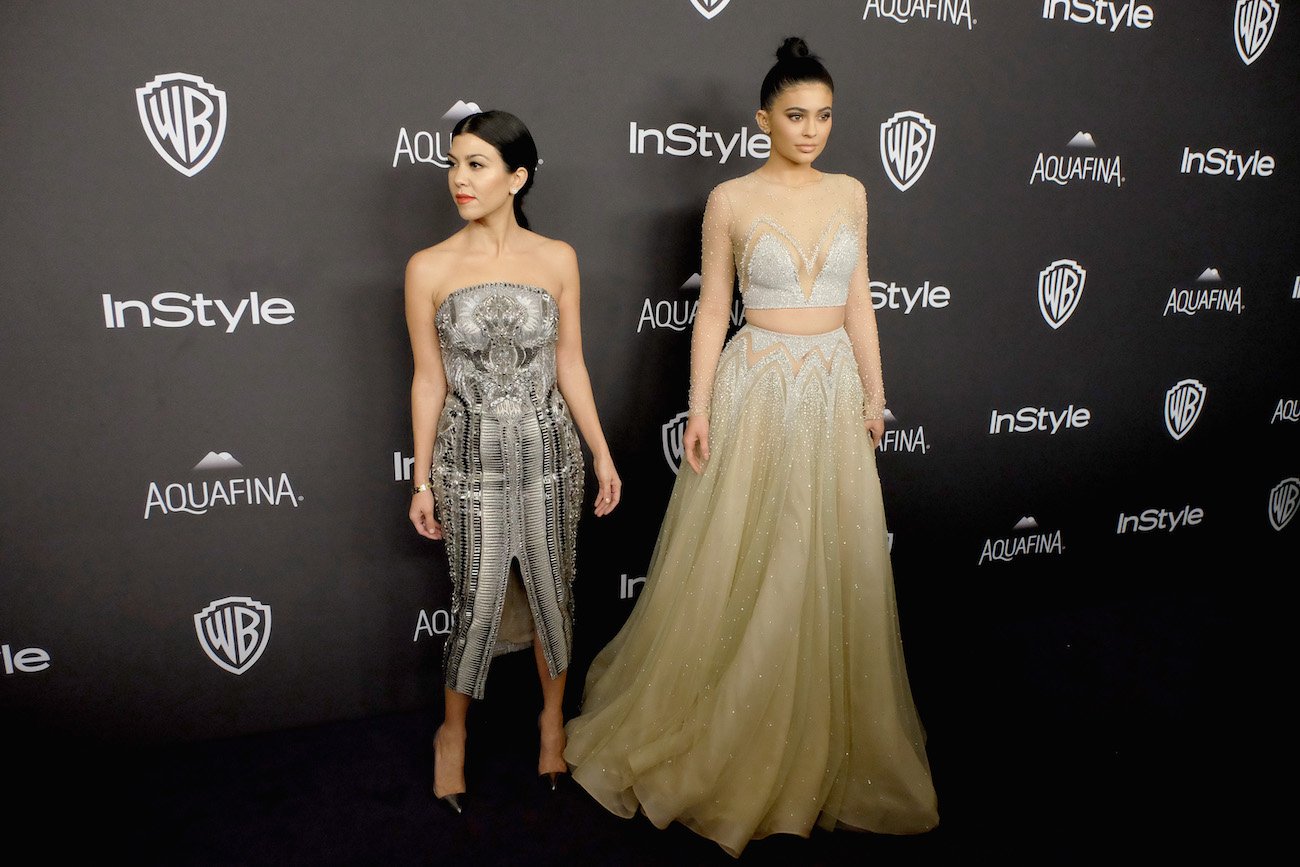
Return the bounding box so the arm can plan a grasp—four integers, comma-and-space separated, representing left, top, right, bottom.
2, 2, 1296, 743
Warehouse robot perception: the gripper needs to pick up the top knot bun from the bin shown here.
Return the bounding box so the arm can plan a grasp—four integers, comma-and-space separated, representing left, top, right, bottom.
776, 36, 811, 62
760, 36, 833, 109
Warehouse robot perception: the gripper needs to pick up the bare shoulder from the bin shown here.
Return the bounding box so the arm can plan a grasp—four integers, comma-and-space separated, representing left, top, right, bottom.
406, 236, 464, 285
530, 234, 579, 272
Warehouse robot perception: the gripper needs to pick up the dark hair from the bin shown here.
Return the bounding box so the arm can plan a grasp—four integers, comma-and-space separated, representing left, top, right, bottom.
451, 110, 538, 230
759, 37, 834, 110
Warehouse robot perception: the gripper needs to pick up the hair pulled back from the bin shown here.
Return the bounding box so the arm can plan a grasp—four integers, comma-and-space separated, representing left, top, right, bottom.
451, 110, 538, 230
759, 37, 834, 110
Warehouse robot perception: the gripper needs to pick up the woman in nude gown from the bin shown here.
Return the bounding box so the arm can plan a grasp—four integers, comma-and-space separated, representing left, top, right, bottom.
564, 39, 938, 855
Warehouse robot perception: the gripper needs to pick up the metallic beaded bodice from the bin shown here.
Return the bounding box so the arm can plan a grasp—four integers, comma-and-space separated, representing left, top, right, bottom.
742, 221, 857, 309
435, 282, 560, 417
727, 174, 862, 310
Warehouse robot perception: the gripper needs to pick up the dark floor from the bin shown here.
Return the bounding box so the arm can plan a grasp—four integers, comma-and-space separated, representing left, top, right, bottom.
10, 592, 1263, 864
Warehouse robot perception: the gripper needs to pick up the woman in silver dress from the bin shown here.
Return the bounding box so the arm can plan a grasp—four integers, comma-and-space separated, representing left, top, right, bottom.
405, 110, 621, 813
565, 40, 937, 855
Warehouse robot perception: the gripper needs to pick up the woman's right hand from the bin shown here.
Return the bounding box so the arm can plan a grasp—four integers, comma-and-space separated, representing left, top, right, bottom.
410, 490, 442, 540
683, 415, 710, 475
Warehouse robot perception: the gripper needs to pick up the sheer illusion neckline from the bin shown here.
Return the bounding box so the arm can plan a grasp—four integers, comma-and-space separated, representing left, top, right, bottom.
751, 170, 826, 189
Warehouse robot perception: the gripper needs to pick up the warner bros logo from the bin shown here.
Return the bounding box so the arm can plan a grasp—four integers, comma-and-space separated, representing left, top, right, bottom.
1038, 259, 1086, 329
690, 0, 731, 19
880, 110, 936, 192
136, 73, 227, 177
1235, 1, 1279, 66
1269, 478, 1299, 531
662, 410, 691, 475
194, 596, 272, 675
1164, 379, 1207, 441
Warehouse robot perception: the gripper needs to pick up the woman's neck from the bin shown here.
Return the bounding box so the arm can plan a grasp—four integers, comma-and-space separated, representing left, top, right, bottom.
755, 155, 821, 187
462, 209, 521, 255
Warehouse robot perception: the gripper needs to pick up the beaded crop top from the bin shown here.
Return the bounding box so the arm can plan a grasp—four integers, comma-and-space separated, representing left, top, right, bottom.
688, 171, 887, 419
733, 176, 860, 310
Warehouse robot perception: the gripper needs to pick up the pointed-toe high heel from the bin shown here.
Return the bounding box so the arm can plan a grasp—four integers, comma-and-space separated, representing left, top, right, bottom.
432, 728, 467, 814
537, 712, 568, 792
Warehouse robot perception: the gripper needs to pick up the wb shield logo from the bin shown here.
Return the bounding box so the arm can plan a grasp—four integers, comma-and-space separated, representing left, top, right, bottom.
880, 110, 936, 192
662, 410, 691, 474
1038, 259, 1086, 329
1269, 478, 1299, 531
690, 0, 731, 19
136, 73, 227, 177
1164, 379, 1207, 441
1235, 0, 1278, 66
195, 596, 271, 674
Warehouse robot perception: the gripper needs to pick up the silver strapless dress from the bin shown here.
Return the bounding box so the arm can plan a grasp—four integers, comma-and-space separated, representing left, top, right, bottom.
432, 282, 584, 699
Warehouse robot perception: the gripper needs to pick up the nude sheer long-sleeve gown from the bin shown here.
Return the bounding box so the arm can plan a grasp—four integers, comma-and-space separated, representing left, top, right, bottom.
565, 173, 938, 856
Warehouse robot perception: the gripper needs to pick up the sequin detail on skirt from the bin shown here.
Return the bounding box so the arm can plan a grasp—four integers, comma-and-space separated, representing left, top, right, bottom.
432, 283, 584, 699
565, 323, 938, 855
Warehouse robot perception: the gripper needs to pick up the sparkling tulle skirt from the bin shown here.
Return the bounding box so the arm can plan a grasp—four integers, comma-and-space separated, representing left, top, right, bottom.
564, 324, 938, 856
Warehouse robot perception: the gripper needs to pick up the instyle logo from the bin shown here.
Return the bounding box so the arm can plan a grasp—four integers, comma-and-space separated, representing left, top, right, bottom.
989, 405, 1091, 435
880, 110, 936, 192
2, 643, 50, 674
1179, 147, 1275, 179
690, 0, 731, 19
1272, 399, 1300, 424
638, 273, 745, 333
194, 596, 271, 675
1039, 259, 1086, 329
877, 408, 930, 454
862, 0, 975, 29
136, 73, 227, 177
662, 410, 690, 474
1031, 132, 1123, 187
979, 516, 1064, 565
145, 451, 303, 519
1164, 379, 1206, 441
1269, 478, 1299, 531
1164, 267, 1243, 317
394, 451, 418, 482
1041, 0, 1153, 30
101, 291, 295, 332
1235, 1, 1279, 65
413, 608, 452, 641
628, 122, 769, 163
393, 100, 481, 168
871, 279, 950, 314
619, 573, 646, 600
1116, 505, 1203, 534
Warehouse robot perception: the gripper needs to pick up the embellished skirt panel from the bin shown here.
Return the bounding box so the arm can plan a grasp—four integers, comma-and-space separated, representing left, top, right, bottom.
432, 387, 583, 699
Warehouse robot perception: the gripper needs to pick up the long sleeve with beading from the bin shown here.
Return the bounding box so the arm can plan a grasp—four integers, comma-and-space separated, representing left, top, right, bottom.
842, 179, 886, 419
688, 185, 735, 419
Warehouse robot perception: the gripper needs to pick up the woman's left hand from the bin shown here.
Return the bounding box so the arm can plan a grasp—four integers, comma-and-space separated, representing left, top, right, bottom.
865, 417, 885, 448
593, 454, 622, 517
